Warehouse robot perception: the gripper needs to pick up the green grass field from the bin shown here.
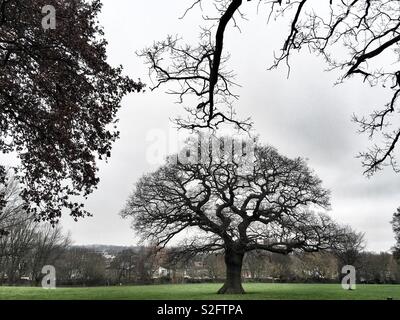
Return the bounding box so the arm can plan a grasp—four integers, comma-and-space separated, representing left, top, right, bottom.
0, 283, 399, 300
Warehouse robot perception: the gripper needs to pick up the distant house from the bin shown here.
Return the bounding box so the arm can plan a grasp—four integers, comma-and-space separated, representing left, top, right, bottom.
19, 276, 32, 285
153, 266, 171, 279
101, 251, 115, 261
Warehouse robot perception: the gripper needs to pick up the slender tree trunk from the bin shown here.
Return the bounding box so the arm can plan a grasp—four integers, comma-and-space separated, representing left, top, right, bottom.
218, 248, 245, 294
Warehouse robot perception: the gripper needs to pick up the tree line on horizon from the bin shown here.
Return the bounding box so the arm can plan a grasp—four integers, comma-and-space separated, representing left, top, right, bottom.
1, 173, 400, 287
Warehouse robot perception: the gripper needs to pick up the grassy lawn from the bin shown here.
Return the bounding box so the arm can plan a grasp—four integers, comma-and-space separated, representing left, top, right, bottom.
0, 283, 399, 300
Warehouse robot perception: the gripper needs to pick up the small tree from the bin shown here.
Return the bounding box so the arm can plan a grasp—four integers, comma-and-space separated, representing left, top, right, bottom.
391, 207, 400, 260
331, 226, 365, 280
0, 172, 25, 236
0, 173, 71, 285
243, 250, 269, 280
55, 247, 107, 286
122, 138, 343, 294
110, 249, 138, 284
29, 224, 71, 285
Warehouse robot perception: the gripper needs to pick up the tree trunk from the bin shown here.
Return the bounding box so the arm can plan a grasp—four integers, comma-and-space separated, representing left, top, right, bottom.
218, 249, 245, 294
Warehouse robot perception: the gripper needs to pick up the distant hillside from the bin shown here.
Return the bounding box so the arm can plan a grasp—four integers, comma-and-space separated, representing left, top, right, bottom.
73, 244, 140, 255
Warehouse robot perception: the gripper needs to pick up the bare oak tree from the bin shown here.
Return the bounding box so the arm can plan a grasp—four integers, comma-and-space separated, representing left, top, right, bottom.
122, 138, 343, 294
330, 225, 365, 279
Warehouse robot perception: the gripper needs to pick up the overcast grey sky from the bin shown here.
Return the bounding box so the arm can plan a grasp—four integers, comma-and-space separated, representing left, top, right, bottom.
60, 0, 400, 252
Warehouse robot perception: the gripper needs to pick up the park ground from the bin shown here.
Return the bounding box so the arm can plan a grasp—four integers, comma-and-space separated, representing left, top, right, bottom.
0, 283, 400, 300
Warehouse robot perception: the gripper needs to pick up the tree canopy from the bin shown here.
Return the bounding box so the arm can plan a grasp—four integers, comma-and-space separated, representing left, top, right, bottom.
0, 0, 143, 224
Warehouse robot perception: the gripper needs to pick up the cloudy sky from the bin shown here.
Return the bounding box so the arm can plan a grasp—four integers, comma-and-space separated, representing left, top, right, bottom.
60, 0, 400, 252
